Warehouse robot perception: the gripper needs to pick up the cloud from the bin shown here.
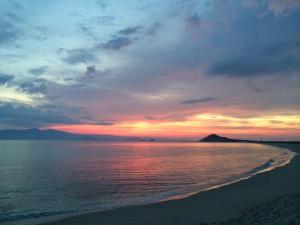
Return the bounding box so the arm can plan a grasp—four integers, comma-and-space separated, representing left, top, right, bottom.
100, 25, 144, 51
95, 0, 110, 9
0, 20, 20, 46
243, 0, 300, 16
102, 36, 138, 50
185, 13, 201, 28
145, 116, 156, 120
0, 0, 299, 134
93, 16, 115, 25
118, 26, 142, 35
5, 12, 21, 22
77, 22, 99, 41
0, 102, 79, 127
93, 121, 116, 126
18, 79, 47, 94
62, 48, 98, 65
28, 66, 48, 75
181, 97, 218, 105
0, 74, 14, 85
206, 41, 300, 77
84, 65, 102, 78
246, 80, 267, 93
265, 0, 300, 16
146, 22, 162, 35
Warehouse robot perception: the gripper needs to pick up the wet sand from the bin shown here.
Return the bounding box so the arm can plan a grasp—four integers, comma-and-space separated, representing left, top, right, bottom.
40, 143, 300, 225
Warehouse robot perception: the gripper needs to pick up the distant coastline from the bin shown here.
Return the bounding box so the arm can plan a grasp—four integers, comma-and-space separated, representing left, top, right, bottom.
0, 128, 141, 141
0, 129, 299, 144
199, 133, 300, 144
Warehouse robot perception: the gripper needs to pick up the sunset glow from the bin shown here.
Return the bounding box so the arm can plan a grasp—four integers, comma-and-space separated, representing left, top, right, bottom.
50, 113, 300, 140
0, 0, 299, 140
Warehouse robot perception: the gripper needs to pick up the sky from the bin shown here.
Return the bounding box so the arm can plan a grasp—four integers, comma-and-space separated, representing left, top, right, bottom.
0, 0, 299, 140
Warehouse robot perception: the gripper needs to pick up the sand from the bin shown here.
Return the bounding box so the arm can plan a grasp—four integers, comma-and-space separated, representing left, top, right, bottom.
39, 143, 300, 225
204, 192, 300, 225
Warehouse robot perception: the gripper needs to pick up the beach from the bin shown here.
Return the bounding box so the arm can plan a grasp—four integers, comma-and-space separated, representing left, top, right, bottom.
39, 143, 300, 225
2, 0, 299, 224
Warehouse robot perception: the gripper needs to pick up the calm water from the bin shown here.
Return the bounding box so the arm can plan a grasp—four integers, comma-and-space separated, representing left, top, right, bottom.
0, 141, 294, 224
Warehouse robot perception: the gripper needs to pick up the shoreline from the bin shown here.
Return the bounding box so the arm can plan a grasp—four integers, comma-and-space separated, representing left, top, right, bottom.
158, 144, 296, 203
2, 143, 299, 225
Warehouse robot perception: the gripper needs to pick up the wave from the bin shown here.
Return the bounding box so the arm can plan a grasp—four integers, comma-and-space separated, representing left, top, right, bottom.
0, 210, 76, 223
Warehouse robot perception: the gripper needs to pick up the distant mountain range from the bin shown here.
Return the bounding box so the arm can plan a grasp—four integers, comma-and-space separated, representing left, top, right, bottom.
0, 128, 141, 141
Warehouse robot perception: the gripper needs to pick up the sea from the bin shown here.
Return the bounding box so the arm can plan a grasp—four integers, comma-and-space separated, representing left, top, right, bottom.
0, 141, 295, 224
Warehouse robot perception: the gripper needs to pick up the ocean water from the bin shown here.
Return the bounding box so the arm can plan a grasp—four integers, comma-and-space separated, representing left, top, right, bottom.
0, 141, 294, 224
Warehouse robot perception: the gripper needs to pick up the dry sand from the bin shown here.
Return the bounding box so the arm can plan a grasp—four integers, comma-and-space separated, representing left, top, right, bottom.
40, 143, 300, 225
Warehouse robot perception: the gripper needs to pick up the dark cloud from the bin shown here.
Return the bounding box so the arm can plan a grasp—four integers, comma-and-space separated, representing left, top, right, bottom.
185, 13, 201, 28
5, 12, 21, 22
181, 97, 218, 105
146, 22, 162, 35
93, 121, 116, 126
69, 23, 156, 58
84, 65, 101, 78
246, 80, 267, 93
267, 0, 300, 15
0, 102, 79, 127
77, 23, 98, 41
0, 74, 14, 85
0, 20, 20, 45
95, 0, 110, 9
100, 25, 143, 51
55, 47, 65, 54
244, 0, 300, 16
118, 26, 142, 35
102, 36, 138, 50
62, 48, 98, 65
145, 116, 156, 120
18, 79, 47, 94
206, 41, 300, 77
204, 1, 300, 78
28, 66, 48, 75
